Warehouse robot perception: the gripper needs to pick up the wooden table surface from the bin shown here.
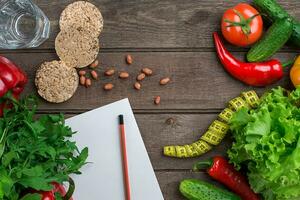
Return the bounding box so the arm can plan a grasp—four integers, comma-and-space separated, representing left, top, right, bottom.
5, 0, 300, 199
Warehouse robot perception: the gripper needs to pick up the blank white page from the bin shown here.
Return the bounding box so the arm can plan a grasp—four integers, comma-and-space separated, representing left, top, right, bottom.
66, 98, 164, 200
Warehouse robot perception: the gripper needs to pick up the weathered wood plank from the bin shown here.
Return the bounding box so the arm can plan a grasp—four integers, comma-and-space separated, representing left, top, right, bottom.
27, 0, 300, 49
137, 113, 232, 170
5, 51, 294, 110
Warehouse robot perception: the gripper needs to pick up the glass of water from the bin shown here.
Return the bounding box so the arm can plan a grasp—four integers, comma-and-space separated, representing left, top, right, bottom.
0, 0, 50, 49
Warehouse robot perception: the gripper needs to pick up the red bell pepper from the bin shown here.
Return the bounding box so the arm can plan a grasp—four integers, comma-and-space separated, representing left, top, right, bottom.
213, 32, 285, 87
194, 156, 260, 200
38, 178, 75, 200
0, 56, 27, 116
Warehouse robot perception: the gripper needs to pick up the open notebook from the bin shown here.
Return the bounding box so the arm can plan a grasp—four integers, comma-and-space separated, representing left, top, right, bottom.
65, 99, 164, 200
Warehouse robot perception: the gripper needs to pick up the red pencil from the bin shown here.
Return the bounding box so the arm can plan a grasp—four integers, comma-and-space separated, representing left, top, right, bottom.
119, 115, 131, 200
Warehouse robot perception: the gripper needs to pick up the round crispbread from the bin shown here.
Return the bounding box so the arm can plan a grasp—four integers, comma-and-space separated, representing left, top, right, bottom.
35, 60, 79, 103
59, 1, 104, 37
55, 29, 100, 68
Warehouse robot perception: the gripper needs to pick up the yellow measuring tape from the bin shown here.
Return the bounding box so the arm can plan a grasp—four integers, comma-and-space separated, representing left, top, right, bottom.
163, 90, 260, 158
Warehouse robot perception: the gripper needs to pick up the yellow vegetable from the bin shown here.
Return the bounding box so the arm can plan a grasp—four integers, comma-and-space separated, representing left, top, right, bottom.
290, 55, 300, 88
163, 90, 259, 158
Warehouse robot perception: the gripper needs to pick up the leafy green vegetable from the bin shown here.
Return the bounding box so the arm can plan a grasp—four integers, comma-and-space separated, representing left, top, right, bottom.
0, 95, 88, 199
228, 87, 300, 200
20, 193, 42, 200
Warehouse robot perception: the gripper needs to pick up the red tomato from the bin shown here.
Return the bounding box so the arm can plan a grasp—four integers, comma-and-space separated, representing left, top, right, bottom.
221, 3, 263, 47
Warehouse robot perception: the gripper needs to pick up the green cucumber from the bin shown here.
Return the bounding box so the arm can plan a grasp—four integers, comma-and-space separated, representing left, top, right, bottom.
290, 22, 300, 47
253, 0, 300, 47
179, 179, 241, 200
253, 0, 290, 22
247, 18, 293, 62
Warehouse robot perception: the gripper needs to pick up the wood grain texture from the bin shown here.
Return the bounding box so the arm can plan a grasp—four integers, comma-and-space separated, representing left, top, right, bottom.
6, 1, 298, 199
136, 113, 232, 170
28, 0, 300, 49
7, 51, 295, 111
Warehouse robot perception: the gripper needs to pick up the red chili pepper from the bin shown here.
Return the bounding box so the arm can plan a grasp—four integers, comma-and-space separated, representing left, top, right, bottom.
194, 156, 260, 200
0, 56, 27, 116
213, 32, 284, 87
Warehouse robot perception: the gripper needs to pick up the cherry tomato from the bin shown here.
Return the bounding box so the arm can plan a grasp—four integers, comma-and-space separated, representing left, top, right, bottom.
290, 56, 300, 87
221, 3, 263, 47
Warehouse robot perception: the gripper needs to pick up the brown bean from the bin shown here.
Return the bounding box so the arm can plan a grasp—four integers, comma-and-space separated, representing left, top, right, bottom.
154, 96, 161, 105
91, 70, 98, 80
160, 77, 171, 85
78, 70, 86, 76
142, 68, 153, 76
104, 69, 115, 76
90, 60, 99, 68
126, 54, 133, 65
80, 76, 86, 85
104, 83, 114, 91
119, 71, 129, 79
134, 82, 141, 90
85, 78, 92, 87
136, 73, 146, 81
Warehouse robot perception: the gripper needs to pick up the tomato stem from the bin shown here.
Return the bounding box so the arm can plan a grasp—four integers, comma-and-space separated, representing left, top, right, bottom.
282, 59, 295, 68
225, 10, 260, 36
193, 159, 213, 171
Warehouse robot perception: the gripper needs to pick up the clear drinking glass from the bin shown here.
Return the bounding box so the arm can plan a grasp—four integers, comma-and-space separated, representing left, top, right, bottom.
0, 0, 50, 49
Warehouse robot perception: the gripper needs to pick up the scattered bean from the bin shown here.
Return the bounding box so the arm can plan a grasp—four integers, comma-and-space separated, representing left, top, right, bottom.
154, 96, 161, 105
126, 54, 133, 65
78, 70, 86, 76
90, 60, 99, 68
160, 77, 171, 85
91, 70, 98, 80
136, 73, 146, 81
104, 69, 115, 76
104, 83, 114, 91
119, 71, 129, 79
134, 82, 141, 90
85, 78, 92, 87
80, 76, 86, 86
142, 68, 153, 76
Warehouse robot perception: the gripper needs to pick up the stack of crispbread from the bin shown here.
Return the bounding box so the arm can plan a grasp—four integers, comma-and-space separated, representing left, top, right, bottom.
35, 1, 104, 103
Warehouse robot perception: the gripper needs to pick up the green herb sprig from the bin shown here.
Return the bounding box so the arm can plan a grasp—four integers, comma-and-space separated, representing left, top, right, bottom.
0, 94, 88, 200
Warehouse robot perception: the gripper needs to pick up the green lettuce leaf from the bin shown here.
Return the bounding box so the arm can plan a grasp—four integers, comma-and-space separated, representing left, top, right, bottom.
228, 87, 300, 200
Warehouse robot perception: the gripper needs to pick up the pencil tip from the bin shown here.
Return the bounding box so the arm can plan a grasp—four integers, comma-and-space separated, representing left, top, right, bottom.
119, 115, 124, 124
